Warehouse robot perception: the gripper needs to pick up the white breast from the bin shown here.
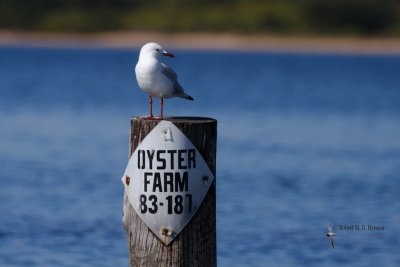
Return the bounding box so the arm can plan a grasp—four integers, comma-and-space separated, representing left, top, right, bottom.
135, 59, 175, 98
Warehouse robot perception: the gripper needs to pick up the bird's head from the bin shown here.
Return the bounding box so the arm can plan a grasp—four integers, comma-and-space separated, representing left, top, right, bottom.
140, 42, 175, 59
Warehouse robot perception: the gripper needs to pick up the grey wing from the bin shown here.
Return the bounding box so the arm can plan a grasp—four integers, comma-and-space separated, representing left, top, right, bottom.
161, 63, 184, 94
330, 237, 335, 249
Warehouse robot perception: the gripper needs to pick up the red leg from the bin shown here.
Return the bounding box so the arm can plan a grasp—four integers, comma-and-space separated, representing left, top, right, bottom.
149, 96, 153, 118
160, 97, 164, 119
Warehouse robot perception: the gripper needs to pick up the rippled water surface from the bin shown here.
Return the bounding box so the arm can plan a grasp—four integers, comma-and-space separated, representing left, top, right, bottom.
0, 47, 400, 266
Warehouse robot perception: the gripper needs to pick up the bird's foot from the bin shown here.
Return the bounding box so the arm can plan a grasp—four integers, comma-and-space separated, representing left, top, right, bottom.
141, 115, 165, 120
151, 116, 164, 120
142, 114, 156, 120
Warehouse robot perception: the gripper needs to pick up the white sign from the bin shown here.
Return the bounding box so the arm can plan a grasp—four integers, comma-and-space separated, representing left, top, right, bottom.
121, 120, 215, 245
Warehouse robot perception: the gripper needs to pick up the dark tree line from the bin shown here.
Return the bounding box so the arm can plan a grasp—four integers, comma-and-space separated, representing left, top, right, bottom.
0, 0, 399, 35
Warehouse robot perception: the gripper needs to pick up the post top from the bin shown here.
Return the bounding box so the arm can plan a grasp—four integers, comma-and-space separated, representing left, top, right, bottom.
131, 116, 216, 123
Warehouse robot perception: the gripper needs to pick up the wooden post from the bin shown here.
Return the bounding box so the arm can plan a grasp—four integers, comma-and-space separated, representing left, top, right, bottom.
122, 117, 217, 267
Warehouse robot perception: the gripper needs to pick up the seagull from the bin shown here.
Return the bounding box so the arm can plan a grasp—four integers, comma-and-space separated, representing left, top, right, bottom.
135, 42, 193, 119
326, 224, 337, 249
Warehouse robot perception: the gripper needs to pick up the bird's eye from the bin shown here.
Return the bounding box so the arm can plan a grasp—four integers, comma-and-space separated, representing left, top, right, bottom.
156, 48, 160, 52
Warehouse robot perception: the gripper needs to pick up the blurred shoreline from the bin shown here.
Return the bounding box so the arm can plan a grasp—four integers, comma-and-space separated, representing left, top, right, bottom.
1, 30, 400, 55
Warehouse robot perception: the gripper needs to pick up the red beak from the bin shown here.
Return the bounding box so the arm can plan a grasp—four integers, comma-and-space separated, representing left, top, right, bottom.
162, 51, 175, 58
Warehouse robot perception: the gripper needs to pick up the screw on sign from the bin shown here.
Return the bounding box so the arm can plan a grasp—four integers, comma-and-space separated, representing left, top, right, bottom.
122, 120, 215, 245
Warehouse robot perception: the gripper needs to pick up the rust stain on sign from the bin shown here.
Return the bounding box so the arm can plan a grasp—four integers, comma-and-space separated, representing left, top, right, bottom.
125, 175, 131, 186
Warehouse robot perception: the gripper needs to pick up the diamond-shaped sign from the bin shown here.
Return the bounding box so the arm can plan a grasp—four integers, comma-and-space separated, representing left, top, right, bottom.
121, 120, 215, 245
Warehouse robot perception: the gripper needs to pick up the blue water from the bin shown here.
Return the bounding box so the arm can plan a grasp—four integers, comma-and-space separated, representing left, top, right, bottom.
1, 46, 400, 266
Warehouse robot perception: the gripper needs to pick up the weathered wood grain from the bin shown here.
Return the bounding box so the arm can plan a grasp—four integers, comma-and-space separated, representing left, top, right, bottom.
122, 116, 217, 267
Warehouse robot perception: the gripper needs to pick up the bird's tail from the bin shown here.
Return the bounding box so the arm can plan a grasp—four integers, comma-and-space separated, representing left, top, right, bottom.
181, 94, 194, 101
